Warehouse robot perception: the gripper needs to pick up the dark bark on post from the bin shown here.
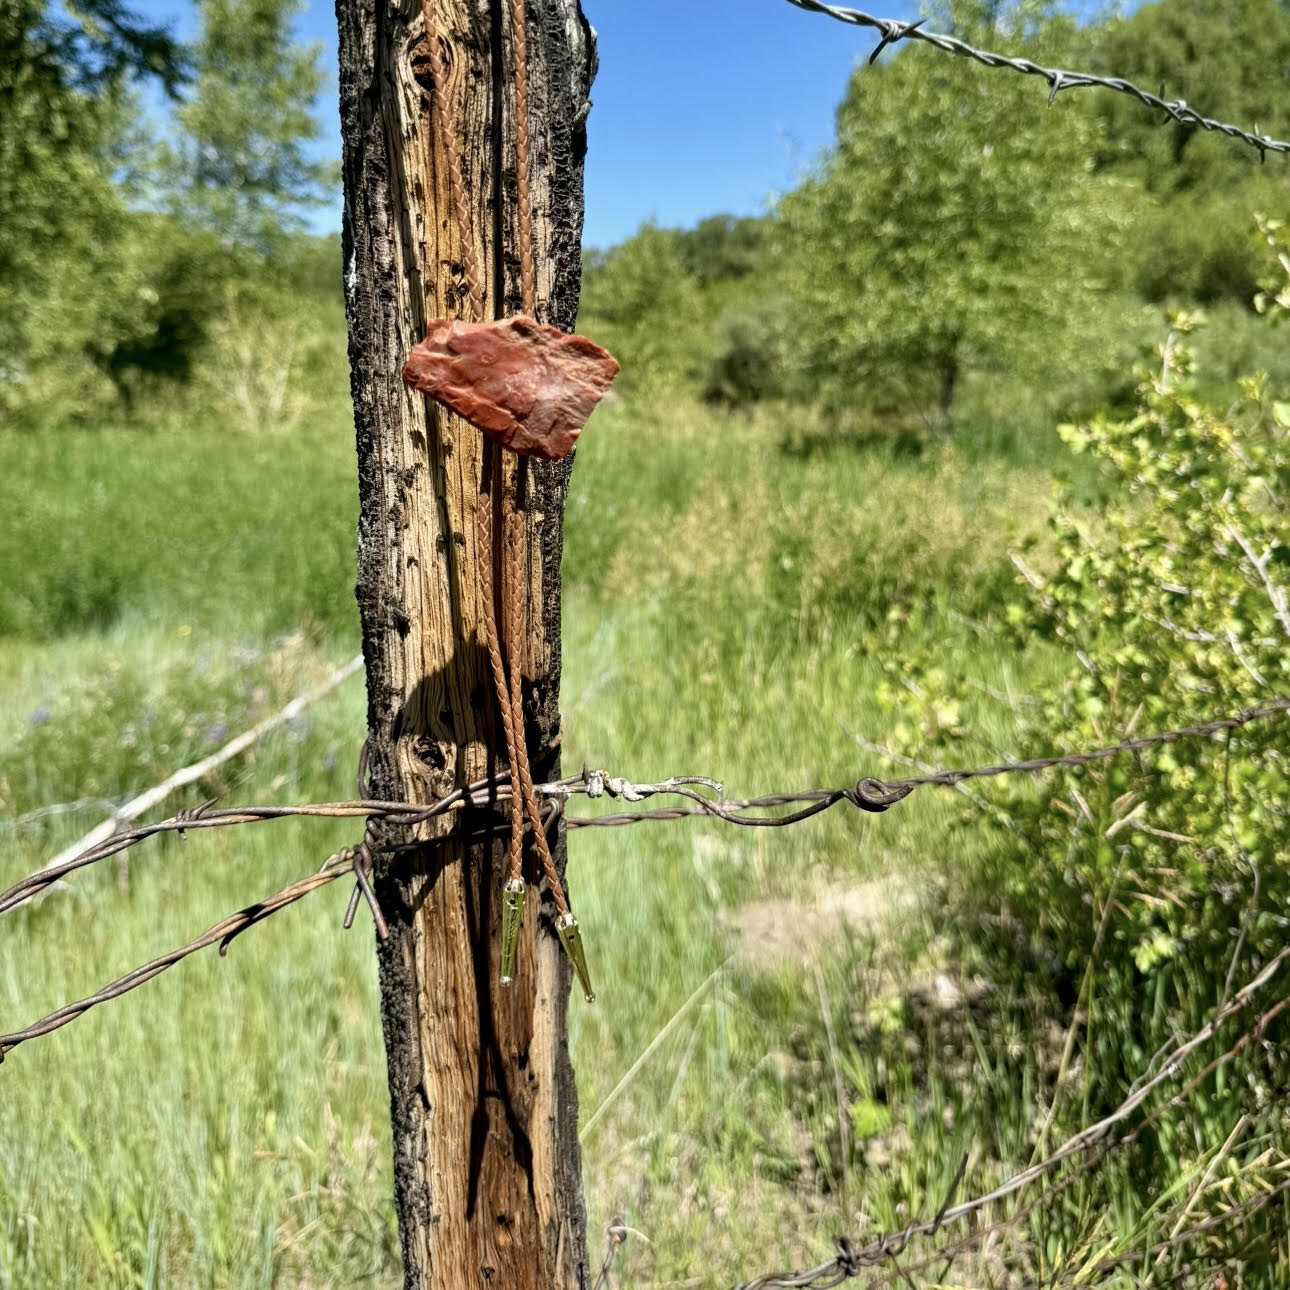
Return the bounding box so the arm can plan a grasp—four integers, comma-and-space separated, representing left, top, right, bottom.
334, 0, 595, 1286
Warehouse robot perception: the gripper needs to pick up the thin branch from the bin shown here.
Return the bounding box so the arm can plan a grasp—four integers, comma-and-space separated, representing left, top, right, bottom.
1227, 522, 1290, 639
35, 654, 364, 880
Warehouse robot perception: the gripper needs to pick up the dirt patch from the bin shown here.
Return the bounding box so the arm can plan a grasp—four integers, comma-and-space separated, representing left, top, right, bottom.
733, 879, 909, 970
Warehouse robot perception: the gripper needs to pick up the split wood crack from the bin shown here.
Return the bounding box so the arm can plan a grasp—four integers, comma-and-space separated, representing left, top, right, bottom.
402, 0, 617, 999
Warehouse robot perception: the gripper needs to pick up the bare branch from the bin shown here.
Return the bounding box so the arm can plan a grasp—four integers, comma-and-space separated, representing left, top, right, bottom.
35, 654, 364, 881
1226, 523, 1290, 639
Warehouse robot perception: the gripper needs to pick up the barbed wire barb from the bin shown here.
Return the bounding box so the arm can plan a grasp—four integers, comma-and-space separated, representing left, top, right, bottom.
784, 0, 1290, 159
728, 939, 1290, 1288
4, 699, 1286, 921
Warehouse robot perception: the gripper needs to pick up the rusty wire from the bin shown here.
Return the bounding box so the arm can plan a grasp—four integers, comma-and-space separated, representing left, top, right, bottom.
4, 698, 1285, 921
0, 852, 353, 1062
729, 945, 1290, 1288
866, 1162, 1290, 1290
557, 697, 1290, 827
3, 703, 1289, 1290
509, 0, 536, 316
6, 3, 1284, 1278
418, 0, 573, 926
0, 771, 522, 915
504, 508, 573, 917
1, 698, 1286, 1062
784, 0, 1290, 160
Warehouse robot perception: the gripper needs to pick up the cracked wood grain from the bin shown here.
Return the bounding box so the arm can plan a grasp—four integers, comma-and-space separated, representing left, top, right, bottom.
336, 0, 595, 1285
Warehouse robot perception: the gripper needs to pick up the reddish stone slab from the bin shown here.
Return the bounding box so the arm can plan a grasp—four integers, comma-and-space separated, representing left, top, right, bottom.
402, 315, 620, 461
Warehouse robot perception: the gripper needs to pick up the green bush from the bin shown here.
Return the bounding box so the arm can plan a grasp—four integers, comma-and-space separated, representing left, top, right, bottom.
899, 234, 1290, 1265
578, 224, 709, 394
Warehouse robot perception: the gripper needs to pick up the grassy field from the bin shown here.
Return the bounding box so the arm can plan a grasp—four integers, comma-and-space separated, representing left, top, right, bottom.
0, 380, 1271, 1286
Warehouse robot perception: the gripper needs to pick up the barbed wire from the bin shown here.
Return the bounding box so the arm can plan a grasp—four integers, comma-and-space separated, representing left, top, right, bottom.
2, 698, 1286, 1062
557, 698, 1290, 828
6, 9, 1284, 1285
784, 0, 1290, 160
873, 1164, 1290, 1290
3, 702, 1288, 1290
730, 939, 1290, 1287
4, 698, 1286, 921
1026, 1171, 1290, 1288
861, 971, 1290, 1285
0, 852, 353, 1061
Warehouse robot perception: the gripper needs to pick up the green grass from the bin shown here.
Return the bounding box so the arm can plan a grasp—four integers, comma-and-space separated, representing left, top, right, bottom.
0, 410, 358, 643
2, 387, 1281, 1287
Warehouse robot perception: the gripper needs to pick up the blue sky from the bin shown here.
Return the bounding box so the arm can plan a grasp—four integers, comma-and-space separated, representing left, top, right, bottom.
131, 0, 1116, 249
579, 0, 900, 247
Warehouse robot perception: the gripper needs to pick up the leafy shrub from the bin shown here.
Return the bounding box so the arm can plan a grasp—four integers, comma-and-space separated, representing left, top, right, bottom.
898, 229, 1290, 1255
578, 225, 709, 394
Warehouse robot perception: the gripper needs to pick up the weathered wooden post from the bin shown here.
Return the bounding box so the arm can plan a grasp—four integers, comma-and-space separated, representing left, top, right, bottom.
334, 0, 596, 1284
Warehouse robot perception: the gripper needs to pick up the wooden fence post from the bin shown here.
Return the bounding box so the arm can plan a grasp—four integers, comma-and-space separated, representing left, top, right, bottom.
335, 0, 595, 1285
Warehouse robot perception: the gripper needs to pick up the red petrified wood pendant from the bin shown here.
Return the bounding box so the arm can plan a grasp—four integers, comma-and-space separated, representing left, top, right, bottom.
402, 315, 619, 460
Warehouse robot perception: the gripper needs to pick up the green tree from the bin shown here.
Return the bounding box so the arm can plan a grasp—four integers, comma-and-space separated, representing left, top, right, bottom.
1088, 0, 1290, 303
672, 214, 767, 289
165, 0, 334, 254
774, 1, 1121, 428
0, 0, 185, 418
1092, 0, 1290, 197
578, 223, 707, 393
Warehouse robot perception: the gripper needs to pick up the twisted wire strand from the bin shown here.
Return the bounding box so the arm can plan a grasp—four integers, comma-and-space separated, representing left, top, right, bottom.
419, 0, 535, 912
510, 0, 536, 315
475, 491, 528, 885
490, 0, 570, 916
2, 697, 1285, 1065
4, 699, 1285, 919
503, 506, 571, 915
0, 853, 352, 1062
784, 0, 1290, 159
502, 508, 528, 885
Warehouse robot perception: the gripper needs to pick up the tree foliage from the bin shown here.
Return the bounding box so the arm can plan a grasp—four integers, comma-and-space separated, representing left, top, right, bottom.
0, 0, 185, 416
0, 0, 334, 424
1088, 0, 1290, 304
579, 224, 708, 392
164, 0, 334, 254
774, 0, 1122, 426
1091, 0, 1290, 198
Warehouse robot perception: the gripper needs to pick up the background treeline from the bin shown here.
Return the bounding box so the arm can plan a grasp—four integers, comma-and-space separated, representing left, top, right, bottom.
5, 0, 1290, 436
1, 0, 343, 429
582, 0, 1290, 432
